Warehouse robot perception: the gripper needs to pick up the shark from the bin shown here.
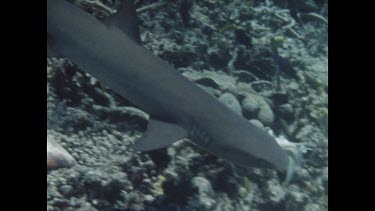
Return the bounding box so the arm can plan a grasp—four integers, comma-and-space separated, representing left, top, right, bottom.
47, 0, 296, 180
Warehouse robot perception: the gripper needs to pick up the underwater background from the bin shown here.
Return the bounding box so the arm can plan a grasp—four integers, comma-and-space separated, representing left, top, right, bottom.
47, 0, 328, 210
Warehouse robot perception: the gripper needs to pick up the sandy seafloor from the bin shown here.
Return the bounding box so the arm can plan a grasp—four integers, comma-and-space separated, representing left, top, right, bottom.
47, 0, 328, 210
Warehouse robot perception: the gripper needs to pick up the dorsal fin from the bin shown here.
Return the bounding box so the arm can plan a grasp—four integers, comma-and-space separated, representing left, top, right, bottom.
102, 0, 142, 45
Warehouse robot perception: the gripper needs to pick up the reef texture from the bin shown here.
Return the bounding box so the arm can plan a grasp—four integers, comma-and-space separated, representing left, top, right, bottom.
47, 0, 328, 210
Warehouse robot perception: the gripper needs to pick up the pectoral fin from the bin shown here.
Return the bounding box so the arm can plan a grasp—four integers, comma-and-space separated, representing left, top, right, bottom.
132, 118, 187, 151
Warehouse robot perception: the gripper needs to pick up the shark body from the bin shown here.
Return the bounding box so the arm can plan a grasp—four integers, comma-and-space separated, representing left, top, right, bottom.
47, 0, 293, 174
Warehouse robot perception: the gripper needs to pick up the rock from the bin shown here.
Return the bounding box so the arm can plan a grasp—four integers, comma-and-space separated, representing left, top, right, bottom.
192, 177, 214, 197
188, 177, 216, 210
285, 186, 310, 211
249, 119, 264, 130
218, 93, 242, 116
47, 134, 76, 170
295, 124, 314, 142
241, 94, 260, 117
306, 204, 327, 211
257, 100, 274, 126
294, 168, 311, 183
144, 195, 155, 203
267, 179, 286, 203
278, 103, 294, 121
59, 185, 73, 196
241, 93, 274, 125
279, 103, 293, 115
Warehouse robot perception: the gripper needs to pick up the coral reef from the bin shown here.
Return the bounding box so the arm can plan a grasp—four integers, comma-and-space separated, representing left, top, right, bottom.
47, 0, 328, 210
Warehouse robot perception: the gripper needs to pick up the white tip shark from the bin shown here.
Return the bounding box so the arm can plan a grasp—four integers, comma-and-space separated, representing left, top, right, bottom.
47, 0, 296, 179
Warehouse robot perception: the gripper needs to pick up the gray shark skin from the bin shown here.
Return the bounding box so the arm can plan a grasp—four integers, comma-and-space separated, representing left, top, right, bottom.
47, 0, 292, 173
